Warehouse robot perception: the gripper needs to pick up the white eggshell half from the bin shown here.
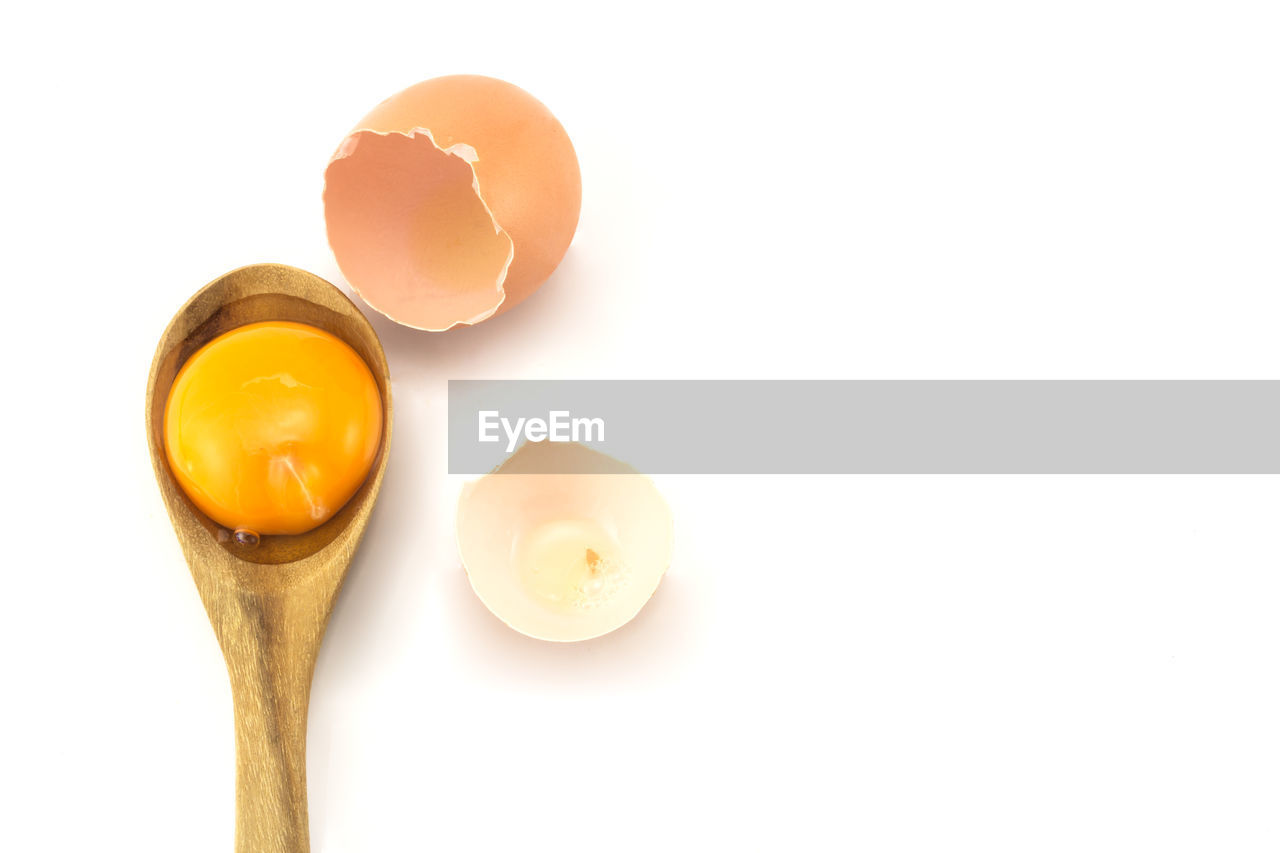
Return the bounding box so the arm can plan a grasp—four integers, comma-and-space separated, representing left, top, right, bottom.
456, 441, 673, 642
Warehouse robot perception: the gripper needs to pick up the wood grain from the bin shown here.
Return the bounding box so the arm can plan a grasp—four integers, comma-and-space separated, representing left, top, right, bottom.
145, 263, 393, 853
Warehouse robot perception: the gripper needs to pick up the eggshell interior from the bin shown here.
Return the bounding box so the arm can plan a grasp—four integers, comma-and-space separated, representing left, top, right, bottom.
324, 76, 582, 331
457, 442, 673, 642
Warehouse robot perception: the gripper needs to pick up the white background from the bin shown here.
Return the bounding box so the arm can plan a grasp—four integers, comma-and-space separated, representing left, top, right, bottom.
2, 1, 1279, 850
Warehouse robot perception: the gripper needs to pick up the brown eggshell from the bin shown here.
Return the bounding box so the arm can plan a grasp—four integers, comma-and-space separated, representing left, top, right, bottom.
323, 75, 582, 331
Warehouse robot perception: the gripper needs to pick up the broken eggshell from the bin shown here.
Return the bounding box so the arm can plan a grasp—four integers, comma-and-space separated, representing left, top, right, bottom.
323, 75, 582, 331
457, 441, 673, 642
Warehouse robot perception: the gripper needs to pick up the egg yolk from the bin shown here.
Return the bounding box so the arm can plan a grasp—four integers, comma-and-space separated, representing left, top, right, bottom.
164, 321, 383, 537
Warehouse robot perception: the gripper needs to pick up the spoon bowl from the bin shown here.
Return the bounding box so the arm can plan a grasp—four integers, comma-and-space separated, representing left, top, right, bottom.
145, 263, 392, 852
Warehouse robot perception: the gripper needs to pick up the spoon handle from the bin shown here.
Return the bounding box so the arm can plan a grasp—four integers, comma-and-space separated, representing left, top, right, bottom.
221, 594, 322, 853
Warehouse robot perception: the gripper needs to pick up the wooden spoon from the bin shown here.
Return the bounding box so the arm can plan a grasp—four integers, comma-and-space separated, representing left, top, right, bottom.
145, 263, 393, 853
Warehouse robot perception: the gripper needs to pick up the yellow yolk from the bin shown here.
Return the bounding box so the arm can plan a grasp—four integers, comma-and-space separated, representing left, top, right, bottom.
163, 321, 382, 537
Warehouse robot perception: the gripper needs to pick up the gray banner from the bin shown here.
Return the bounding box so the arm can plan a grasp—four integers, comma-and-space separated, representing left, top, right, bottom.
447, 381, 1280, 474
